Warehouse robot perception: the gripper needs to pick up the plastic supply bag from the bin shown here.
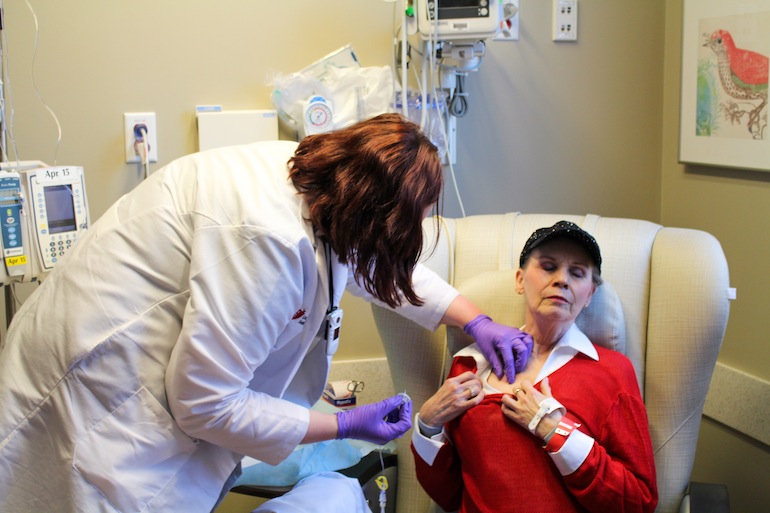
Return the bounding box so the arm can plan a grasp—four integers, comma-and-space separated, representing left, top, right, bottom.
270, 45, 393, 137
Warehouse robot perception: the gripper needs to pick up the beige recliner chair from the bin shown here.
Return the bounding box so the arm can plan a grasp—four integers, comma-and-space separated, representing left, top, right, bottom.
372, 212, 731, 513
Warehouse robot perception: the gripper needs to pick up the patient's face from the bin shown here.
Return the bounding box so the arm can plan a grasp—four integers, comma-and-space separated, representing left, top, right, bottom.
516, 238, 596, 325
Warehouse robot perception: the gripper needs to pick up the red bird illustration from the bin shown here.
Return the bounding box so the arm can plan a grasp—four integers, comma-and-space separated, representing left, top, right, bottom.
704, 29, 768, 137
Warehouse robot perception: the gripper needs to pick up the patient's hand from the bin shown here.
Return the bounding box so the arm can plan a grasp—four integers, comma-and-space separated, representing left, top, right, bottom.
501, 378, 563, 440
420, 371, 485, 429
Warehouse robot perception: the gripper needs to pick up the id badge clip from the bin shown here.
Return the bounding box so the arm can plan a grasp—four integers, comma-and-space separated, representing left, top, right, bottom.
325, 307, 343, 355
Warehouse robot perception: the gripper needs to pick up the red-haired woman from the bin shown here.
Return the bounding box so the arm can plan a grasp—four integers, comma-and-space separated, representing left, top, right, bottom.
0, 114, 531, 513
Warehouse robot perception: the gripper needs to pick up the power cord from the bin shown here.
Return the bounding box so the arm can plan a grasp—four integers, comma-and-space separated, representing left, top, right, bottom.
133, 124, 151, 179
447, 73, 468, 117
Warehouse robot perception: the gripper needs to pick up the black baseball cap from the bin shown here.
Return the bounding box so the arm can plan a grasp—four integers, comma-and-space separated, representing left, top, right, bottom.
519, 220, 602, 274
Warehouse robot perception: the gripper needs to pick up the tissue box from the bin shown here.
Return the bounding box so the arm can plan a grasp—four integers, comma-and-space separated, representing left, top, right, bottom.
323, 380, 359, 408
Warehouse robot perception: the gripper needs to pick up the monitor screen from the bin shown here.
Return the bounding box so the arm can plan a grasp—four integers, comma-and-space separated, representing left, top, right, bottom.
44, 184, 77, 234
440, 0, 480, 7
433, 0, 489, 19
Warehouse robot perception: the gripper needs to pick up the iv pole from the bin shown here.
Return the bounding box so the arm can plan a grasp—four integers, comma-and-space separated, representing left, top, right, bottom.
0, 1, 25, 329
0, 1, 16, 328
0, 0, 7, 164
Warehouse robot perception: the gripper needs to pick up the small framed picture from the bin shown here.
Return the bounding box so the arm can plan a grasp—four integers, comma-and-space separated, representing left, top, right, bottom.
679, 0, 770, 171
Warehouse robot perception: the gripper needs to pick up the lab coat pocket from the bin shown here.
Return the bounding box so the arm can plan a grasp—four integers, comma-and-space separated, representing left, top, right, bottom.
73, 386, 197, 513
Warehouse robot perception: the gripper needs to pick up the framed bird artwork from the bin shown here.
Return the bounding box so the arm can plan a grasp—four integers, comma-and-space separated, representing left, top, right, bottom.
680, 0, 770, 171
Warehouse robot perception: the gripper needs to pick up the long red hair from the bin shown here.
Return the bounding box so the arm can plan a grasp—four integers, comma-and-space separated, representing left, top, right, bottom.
289, 113, 443, 308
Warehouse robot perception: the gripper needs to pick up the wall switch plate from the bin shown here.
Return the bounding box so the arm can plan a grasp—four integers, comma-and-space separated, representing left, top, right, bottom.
494, 0, 520, 41
552, 0, 578, 42
124, 112, 158, 163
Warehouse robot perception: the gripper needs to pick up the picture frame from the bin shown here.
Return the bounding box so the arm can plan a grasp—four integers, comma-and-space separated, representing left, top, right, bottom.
679, 0, 770, 171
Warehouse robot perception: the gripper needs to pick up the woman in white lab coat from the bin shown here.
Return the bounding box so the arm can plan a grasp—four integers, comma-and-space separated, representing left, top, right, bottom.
0, 114, 532, 513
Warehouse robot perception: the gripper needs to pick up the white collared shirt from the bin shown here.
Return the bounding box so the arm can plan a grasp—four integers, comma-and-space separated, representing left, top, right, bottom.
413, 323, 595, 475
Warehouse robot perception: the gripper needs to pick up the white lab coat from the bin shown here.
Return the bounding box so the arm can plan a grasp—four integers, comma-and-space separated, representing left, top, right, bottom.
0, 141, 458, 513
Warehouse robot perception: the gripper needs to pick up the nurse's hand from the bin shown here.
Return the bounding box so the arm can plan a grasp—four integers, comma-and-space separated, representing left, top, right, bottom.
336, 394, 413, 445
464, 314, 533, 382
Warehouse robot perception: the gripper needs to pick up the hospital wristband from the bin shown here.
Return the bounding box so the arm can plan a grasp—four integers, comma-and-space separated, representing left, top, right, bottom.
542, 424, 559, 444
528, 397, 566, 434
544, 417, 581, 453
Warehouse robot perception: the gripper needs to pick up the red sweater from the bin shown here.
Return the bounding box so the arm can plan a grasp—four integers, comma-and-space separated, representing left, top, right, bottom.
412, 347, 658, 513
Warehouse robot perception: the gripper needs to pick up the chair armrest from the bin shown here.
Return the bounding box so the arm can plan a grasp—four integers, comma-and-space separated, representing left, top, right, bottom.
679, 482, 730, 513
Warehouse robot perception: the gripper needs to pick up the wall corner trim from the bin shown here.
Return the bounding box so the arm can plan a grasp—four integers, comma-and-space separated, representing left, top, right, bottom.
703, 362, 770, 446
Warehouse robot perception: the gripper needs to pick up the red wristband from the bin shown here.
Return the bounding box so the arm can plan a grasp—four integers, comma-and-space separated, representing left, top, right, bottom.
544, 417, 580, 453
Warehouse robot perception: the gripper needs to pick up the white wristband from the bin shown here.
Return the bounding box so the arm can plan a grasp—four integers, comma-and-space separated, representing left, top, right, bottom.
528, 397, 566, 433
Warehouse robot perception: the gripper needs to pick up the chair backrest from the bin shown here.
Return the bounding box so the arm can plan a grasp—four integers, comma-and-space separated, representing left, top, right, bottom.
372, 212, 730, 513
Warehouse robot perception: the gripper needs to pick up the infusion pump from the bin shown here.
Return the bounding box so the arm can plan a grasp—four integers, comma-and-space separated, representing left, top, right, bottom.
0, 163, 90, 285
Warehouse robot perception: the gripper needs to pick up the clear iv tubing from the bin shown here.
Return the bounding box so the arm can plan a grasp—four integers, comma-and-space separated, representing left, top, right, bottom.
376, 391, 409, 513
1, 0, 20, 166
401, 0, 408, 118
425, 2, 467, 218
412, 2, 465, 218
23, 0, 62, 165
391, 0, 466, 217
0, 0, 64, 166
420, 40, 428, 129
377, 455, 388, 513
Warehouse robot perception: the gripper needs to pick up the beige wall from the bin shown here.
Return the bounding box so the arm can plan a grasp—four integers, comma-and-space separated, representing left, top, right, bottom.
661, 1, 770, 511
2, 0, 767, 511
662, 1, 770, 383
1, 0, 398, 355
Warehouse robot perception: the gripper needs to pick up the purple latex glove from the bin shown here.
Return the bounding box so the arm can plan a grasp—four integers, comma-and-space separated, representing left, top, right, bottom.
336, 394, 413, 445
464, 314, 534, 383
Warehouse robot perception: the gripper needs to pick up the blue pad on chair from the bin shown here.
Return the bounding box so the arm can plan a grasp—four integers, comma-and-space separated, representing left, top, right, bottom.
236, 439, 363, 487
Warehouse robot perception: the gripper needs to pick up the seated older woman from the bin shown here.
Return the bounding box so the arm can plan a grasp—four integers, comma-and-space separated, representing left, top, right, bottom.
411, 221, 658, 513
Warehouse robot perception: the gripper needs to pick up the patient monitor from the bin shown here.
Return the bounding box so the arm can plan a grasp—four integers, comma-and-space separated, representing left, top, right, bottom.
0, 163, 90, 285
417, 0, 500, 41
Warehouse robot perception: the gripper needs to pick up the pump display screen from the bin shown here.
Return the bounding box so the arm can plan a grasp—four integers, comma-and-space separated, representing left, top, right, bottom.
44, 184, 77, 234
429, 0, 489, 19
440, 0, 481, 7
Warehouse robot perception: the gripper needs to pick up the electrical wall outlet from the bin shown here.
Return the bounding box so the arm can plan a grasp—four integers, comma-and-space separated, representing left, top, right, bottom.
494, 0, 520, 41
124, 112, 158, 163
552, 0, 578, 42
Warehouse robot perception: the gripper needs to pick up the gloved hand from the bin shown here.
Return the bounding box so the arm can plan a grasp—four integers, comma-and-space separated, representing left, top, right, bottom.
336, 394, 413, 445
464, 314, 534, 383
